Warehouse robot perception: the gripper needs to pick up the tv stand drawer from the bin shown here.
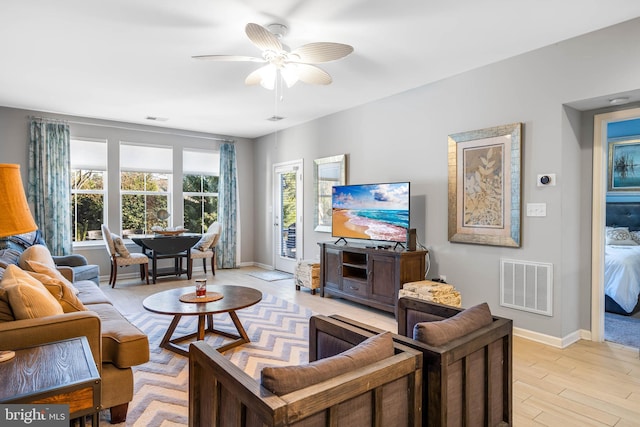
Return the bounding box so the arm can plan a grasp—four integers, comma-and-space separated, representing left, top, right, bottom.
342, 278, 367, 298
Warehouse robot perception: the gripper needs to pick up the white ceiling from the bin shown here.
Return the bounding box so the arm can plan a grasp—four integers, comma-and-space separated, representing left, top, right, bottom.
2, 1, 640, 139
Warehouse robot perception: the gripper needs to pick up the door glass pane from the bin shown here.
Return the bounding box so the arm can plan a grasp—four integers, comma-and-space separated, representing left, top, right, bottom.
280, 171, 297, 259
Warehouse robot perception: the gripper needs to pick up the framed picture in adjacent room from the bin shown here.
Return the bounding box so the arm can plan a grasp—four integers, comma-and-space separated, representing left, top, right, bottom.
314, 154, 346, 232
608, 139, 640, 192
448, 123, 522, 247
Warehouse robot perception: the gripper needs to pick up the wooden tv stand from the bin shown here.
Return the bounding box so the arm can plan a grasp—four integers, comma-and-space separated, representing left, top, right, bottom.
319, 242, 427, 316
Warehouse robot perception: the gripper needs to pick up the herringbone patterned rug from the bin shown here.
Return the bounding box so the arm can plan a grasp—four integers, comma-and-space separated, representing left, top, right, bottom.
101, 293, 313, 426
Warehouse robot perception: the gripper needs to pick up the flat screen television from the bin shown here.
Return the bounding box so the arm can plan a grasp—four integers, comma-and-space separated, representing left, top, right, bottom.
332, 182, 410, 243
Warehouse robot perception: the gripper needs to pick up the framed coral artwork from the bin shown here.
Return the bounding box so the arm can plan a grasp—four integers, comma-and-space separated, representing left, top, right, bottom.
448, 123, 522, 247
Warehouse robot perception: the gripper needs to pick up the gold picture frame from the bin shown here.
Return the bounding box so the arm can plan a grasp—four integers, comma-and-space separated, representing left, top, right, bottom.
448, 123, 522, 247
314, 154, 346, 232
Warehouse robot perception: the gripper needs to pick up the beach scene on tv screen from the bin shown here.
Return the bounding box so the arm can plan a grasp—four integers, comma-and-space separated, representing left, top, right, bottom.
332, 182, 409, 242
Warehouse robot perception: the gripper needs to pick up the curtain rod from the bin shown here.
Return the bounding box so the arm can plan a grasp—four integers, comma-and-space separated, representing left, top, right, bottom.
28, 115, 235, 143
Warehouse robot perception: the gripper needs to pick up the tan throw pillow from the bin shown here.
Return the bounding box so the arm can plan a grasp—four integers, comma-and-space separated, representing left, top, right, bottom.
0, 265, 64, 319
25, 261, 86, 313
26, 260, 80, 294
18, 244, 57, 270
413, 303, 493, 347
112, 234, 131, 257
261, 331, 394, 396
194, 233, 216, 251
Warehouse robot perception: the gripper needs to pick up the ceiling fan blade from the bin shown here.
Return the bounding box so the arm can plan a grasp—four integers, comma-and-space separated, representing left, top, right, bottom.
245, 65, 271, 86
296, 64, 332, 85
245, 23, 282, 52
290, 42, 354, 63
192, 55, 265, 62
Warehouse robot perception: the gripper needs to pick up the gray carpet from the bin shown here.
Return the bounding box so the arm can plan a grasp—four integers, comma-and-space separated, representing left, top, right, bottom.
246, 270, 293, 282
604, 312, 640, 349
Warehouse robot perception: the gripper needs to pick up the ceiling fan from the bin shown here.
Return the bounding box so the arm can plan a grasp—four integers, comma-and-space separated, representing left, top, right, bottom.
193, 23, 354, 90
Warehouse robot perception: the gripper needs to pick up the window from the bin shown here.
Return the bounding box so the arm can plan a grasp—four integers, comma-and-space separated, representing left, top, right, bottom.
120, 143, 172, 237
183, 149, 219, 233
70, 139, 107, 242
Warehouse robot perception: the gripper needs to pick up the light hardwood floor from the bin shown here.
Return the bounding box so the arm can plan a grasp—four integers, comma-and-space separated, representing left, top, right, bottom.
103, 266, 640, 426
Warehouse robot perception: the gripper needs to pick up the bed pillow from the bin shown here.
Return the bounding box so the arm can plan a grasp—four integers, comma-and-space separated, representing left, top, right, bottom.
606, 227, 638, 246
630, 230, 640, 244
413, 302, 493, 347
261, 332, 394, 395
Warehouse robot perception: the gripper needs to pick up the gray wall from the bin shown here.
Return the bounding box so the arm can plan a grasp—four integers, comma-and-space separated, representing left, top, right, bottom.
253, 18, 640, 338
0, 107, 255, 277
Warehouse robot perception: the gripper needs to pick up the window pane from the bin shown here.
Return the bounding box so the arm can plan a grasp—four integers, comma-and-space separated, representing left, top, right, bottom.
146, 195, 168, 231
122, 194, 146, 233
183, 175, 202, 193
121, 172, 145, 191
203, 176, 219, 193
183, 195, 202, 233
204, 196, 218, 226
149, 173, 169, 192
72, 193, 104, 242
72, 170, 104, 190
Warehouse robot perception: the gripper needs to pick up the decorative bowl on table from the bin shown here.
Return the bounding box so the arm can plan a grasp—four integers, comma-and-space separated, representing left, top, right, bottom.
155, 230, 185, 236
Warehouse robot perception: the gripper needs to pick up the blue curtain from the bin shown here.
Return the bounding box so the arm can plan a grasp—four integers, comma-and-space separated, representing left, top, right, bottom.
217, 142, 237, 268
28, 118, 72, 256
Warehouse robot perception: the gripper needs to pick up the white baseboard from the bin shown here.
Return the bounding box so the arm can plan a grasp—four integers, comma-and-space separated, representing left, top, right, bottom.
513, 327, 591, 348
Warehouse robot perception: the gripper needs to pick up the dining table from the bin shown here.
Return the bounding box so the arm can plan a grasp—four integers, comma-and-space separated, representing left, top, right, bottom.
130, 233, 201, 284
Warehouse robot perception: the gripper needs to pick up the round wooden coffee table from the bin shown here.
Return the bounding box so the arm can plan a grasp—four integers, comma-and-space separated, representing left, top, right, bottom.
142, 285, 262, 356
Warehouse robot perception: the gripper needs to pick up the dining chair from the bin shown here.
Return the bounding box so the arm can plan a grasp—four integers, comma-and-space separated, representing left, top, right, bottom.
188, 221, 221, 278
101, 224, 150, 288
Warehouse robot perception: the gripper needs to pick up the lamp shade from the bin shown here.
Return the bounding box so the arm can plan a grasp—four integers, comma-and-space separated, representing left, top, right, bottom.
0, 164, 37, 238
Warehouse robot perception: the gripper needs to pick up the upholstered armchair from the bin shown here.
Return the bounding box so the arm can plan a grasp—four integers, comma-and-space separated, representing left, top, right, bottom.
101, 224, 149, 287
188, 221, 220, 278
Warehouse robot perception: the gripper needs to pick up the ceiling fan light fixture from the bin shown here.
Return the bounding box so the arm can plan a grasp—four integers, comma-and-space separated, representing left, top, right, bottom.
259, 64, 277, 90
281, 64, 299, 88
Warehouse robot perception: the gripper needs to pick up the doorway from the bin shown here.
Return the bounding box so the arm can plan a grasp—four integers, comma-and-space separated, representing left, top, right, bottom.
273, 160, 303, 273
591, 107, 640, 343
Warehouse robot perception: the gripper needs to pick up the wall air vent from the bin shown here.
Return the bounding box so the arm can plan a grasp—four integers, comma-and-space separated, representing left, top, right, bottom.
145, 116, 169, 122
500, 258, 553, 316
267, 115, 285, 121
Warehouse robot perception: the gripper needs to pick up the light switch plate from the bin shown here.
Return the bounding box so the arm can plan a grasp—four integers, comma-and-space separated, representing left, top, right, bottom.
526, 203, 547, 217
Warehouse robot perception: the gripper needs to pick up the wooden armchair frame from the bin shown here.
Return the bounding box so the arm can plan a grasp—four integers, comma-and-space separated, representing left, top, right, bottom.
189, 315, 423, 427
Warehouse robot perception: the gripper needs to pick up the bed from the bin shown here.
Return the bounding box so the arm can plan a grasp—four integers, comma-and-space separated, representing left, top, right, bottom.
605, 202, 640, 315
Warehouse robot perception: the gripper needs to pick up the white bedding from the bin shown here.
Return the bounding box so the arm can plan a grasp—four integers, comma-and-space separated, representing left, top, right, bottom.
604, 245, 640, 313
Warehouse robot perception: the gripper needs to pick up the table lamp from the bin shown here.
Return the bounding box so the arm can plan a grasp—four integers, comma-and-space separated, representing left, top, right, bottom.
0, 164, 38, 238
0, 163, 38, 362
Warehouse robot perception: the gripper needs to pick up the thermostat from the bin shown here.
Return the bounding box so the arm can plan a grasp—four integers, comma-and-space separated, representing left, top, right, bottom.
537, 173, 556, 187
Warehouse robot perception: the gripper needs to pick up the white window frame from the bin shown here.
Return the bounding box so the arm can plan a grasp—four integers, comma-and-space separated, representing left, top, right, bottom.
70, 138, 108, 246
120, 142, 173, 235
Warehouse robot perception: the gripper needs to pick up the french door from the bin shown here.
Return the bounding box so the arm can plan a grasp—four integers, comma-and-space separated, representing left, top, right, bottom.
273, 160, 303, 273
